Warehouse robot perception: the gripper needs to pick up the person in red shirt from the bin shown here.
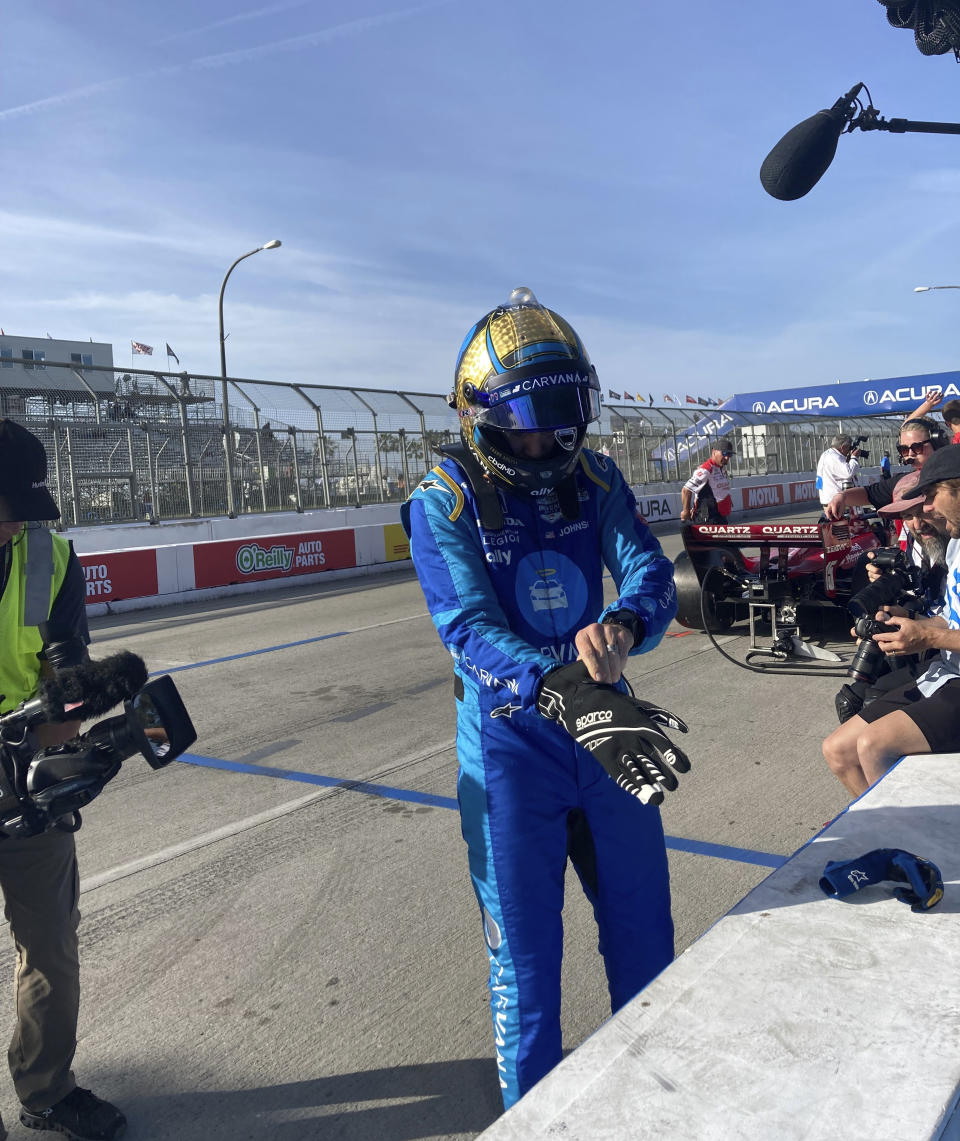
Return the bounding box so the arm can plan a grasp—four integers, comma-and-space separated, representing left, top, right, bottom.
680, 445, 733, 522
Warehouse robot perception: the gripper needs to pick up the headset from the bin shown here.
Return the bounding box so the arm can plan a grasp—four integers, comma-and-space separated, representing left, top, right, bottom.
901, 417, 950, 450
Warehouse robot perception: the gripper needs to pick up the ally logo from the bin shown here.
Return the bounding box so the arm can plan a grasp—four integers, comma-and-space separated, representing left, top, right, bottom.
235, 542, 294, 575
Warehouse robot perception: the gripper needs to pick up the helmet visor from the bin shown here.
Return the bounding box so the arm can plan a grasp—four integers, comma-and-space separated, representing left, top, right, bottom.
472, 361, 601, 432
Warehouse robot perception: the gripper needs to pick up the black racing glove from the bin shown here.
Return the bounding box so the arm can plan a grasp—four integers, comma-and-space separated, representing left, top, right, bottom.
536, 661, 690, 805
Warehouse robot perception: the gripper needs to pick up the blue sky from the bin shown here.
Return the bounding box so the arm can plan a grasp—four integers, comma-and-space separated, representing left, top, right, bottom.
2, 1, 959, 403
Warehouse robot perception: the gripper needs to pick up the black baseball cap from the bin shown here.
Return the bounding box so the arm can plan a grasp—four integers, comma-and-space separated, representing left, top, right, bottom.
0, 419, 60, 521
912, 443, 960, 498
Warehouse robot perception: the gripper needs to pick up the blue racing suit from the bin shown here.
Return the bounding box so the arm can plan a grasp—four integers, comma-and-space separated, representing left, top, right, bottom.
401, 447, 678, 1108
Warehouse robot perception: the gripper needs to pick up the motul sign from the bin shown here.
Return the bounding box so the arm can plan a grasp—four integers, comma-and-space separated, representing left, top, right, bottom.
789, 480, 818, 503
742, 484, 784, 510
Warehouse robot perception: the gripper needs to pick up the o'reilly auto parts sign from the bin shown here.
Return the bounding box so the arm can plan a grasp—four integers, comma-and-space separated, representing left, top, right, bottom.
193, 529, 357, 589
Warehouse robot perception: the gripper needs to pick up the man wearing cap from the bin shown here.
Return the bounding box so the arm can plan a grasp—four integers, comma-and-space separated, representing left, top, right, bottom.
815, 434, 861, 510
680, 444, 734, 523
0, 420, 126, 1141
823, 445, 960, 797
865, 472, 952, 595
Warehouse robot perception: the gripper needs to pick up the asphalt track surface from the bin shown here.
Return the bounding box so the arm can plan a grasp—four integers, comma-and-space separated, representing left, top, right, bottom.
0, 504, 857, 1141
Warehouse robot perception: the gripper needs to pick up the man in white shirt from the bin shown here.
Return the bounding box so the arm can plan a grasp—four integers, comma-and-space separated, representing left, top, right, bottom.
816, 434, 861, 508
680, 445, 733, 523
822, 444, 960, 796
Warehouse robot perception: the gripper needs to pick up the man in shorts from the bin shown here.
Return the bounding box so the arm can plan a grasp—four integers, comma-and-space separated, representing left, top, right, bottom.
822, 444, 960, 796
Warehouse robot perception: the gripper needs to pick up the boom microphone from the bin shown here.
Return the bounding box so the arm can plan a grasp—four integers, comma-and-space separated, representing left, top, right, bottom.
36, 651, 149, 722
760, 84, 863, 201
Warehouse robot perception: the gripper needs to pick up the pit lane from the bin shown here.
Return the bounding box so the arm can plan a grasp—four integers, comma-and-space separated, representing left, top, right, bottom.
0, 503, 855, 1141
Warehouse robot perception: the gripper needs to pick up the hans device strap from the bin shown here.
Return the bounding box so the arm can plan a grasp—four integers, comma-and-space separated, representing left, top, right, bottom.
437, 441, 582, 529
436, 442, 504, 530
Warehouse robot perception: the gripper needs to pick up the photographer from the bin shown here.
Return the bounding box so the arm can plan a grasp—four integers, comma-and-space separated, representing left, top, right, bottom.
822, 445, 960, 798
0, 420, 125, 1141
834, 474, 951, 723
824, 417, 948, 521
816, 434, 862, 510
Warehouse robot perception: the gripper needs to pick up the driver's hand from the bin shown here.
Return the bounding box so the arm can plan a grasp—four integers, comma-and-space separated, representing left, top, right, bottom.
575, 622, 631, 685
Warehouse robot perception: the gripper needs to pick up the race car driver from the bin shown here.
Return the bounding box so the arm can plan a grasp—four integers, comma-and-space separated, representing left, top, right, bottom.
401, 288, 689, 1110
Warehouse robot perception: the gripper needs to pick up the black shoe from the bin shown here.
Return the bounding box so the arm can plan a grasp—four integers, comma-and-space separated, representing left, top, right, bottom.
20, 1087, 126, 1140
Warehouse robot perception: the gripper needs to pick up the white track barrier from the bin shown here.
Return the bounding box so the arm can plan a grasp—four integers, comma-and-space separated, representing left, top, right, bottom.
478, 753, 960, 1141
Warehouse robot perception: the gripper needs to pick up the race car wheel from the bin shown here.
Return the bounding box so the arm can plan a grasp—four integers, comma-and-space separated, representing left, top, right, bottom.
674, 550, 737, 632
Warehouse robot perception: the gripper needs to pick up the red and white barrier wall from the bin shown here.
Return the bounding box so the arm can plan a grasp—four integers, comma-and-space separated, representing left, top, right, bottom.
74, 469, 868, 614
78, 521, 412, 614
632, 468, 877, 525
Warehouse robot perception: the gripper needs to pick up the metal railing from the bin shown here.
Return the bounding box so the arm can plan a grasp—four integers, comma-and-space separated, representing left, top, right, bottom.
0, 357, 906, 526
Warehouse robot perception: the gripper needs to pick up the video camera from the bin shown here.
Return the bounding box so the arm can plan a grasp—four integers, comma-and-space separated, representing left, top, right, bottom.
852, 434, 869, 461
0, 650, 196, 839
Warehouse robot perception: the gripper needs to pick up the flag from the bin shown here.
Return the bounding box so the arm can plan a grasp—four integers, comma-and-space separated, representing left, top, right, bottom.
46, 333, 53, 340
131, 340, 153, 355
608, 388, 622, 400
686, 395, 696, 404
648, 392, 654, 405
624, 391, 635, 400
165, 343, 180, 365
663, 393, 673, 402
636, 393, 646, 402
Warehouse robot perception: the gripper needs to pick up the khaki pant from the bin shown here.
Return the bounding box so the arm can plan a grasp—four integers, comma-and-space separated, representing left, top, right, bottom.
0, 826, 79, 1114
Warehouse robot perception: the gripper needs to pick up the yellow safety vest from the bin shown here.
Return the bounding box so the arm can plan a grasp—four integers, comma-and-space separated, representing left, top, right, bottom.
0, 527, 71, 713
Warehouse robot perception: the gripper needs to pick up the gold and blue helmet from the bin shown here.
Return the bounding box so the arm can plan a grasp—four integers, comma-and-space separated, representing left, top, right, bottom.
452, 287, 601, 492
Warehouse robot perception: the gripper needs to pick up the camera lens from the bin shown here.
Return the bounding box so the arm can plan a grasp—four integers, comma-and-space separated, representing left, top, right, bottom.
848, 638, 887, 686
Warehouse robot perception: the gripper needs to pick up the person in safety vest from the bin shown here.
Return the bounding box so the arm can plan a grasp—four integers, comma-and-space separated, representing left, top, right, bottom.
0, 419, 126, 1141
401, 288, 690, 1110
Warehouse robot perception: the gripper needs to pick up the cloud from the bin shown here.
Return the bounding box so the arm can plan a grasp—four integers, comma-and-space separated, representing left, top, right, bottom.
157, 0, 319, 44
0, 1, 452, 121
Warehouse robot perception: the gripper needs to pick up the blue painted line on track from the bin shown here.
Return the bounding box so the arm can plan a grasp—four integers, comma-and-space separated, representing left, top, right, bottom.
151, 631, 349, 677
177, 752, 786, 868
663, 835, 786, 869
178, 752, 459, 810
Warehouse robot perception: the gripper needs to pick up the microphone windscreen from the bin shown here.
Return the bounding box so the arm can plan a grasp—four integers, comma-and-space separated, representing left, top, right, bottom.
40, 651, 149, 720
760, 109, 846, 201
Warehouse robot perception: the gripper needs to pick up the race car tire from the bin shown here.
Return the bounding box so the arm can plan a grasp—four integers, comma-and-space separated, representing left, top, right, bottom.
674, 550, 737, 632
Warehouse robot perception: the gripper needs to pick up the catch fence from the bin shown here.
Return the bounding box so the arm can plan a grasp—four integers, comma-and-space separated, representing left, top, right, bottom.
0, 357, 905, 526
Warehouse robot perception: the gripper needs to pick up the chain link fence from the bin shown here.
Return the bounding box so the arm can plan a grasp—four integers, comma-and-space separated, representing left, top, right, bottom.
0, 357, 905, 526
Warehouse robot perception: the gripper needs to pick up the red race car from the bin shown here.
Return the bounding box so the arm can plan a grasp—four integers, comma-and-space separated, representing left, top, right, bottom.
674, 515, 892, 639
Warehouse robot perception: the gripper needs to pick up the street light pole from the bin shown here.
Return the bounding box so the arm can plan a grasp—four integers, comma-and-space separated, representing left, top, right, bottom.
218, 239, 282, 517
914, 285, 960, 292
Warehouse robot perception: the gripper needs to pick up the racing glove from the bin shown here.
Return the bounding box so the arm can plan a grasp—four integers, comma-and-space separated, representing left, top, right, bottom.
819, 848, 944, 913
536, 661, 690, 805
